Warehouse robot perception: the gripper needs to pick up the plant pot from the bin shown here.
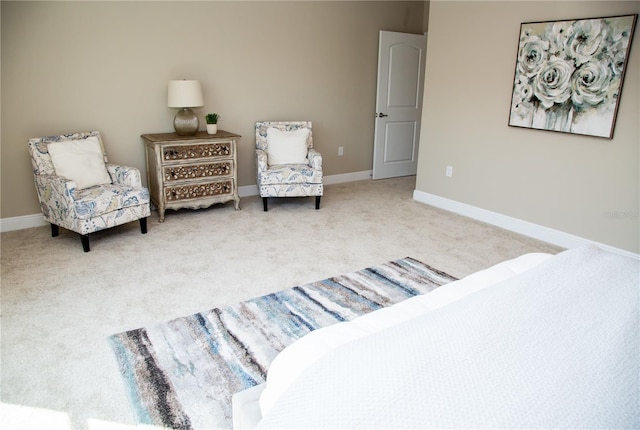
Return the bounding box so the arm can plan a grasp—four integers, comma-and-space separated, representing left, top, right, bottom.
206, 124, 218, 134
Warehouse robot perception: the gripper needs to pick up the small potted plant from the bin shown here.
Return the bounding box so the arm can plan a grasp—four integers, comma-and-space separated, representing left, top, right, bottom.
205, 113, 219, 134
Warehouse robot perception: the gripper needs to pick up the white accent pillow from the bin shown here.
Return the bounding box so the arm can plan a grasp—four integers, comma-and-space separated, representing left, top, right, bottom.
48, 136, 112, 189
267, 127, 309, 166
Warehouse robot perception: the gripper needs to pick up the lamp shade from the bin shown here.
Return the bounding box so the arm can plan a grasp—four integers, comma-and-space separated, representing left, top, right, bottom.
167, 80, 204, 108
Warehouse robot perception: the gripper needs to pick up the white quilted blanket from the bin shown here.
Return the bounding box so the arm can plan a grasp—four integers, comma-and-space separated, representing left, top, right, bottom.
257, 246, 639, 428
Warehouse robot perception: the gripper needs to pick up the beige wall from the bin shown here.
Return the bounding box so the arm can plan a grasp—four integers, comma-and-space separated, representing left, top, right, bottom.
417, 1, 639, 253
0, 0, 425, 218
422, 0, 430, 33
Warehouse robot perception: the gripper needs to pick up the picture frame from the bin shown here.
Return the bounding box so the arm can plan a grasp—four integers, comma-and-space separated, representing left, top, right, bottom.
508, 14, 637, 139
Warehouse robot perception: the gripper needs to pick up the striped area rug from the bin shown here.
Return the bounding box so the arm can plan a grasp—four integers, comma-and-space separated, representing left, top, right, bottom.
108, 257, 457, 429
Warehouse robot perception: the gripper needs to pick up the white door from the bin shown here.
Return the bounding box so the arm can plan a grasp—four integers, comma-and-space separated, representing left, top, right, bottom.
372, 31, 427, 180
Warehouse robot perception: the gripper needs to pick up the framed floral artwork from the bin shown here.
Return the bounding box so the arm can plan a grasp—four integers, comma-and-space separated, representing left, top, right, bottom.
508, 14, 637, 139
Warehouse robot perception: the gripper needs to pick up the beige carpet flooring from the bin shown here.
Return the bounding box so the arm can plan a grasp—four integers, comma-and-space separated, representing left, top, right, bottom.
1, 177, 562, 429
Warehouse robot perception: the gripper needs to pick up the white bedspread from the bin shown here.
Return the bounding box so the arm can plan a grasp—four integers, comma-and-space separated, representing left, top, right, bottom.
259, 251, 553, 417
257, 246, 639, 428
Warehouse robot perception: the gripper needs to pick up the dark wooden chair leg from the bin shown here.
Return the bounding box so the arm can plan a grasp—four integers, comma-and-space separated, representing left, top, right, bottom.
51, 224, 59, 237
315, 196, 321, 210
263, 197, 268, 212
80, 234, 90, 252
140, 217, 148, 234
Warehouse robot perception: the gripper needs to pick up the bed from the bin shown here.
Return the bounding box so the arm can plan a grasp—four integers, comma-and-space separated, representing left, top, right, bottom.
232, 245, 639, 428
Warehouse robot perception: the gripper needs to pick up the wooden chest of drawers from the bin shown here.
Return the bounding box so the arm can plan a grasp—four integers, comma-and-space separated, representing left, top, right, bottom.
142, 131, 241, 222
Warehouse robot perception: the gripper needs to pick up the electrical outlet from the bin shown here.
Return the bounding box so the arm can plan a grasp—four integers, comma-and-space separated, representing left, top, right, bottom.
446, 166, 453, 177
338, 146, 344, 156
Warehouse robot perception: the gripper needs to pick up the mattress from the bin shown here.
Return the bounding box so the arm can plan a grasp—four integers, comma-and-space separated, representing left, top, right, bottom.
232, 250, 554, 428
258, 251, 554, 418
251, 245, 639, 428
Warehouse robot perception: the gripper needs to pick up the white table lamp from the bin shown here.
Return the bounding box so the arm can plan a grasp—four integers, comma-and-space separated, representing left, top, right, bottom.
168, 80, 204, 136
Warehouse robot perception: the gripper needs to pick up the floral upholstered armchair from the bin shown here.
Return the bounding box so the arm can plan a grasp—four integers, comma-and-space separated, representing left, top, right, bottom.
28, 131, 150, 252
255, 121, 323, 211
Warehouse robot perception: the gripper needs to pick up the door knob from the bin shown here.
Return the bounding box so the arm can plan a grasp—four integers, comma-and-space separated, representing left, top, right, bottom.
376, 113, 388, 118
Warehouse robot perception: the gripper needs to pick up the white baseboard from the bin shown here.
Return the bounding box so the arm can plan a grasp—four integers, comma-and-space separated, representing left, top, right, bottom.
413, 190, 639, 260
1, 171, 374, 233
238, 184, 259, 198
323, 170, 372, 185
0, 213, 48, 232
14, 174, 634, 258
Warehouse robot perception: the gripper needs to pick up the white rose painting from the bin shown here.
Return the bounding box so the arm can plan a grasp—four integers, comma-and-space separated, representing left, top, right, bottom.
508, 14, 637, 138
